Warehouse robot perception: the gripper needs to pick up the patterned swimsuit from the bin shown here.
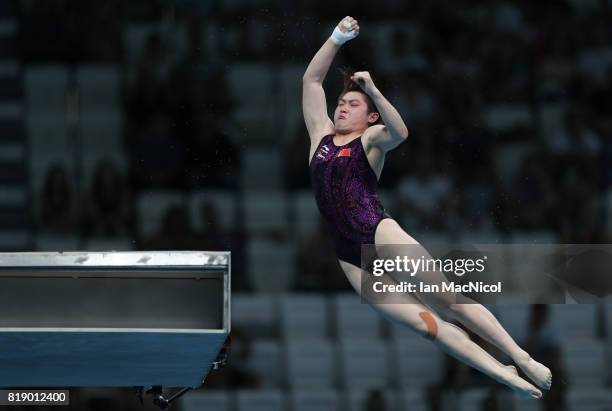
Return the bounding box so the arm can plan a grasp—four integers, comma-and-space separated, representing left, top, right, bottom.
309, 134, 391, 267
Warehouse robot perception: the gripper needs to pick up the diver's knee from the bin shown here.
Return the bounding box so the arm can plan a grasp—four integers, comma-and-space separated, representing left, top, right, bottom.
431, 302, 468, 320
447, 303, 470, 317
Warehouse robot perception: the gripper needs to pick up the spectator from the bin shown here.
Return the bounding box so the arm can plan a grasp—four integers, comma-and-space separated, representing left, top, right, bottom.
38, 164, 77, 235
84, 160, 134, 238
556, 176, 603, 241
550, 108, 602, 158
128, 114, 186, 189
396, 155, 454, 231
140, 204, 200, 250
512, 155, 556, 230
578, 22, 612, 85
461, 162, 498, 230
74, 0, 122, 62
197, 201, 230, 250
125, 33, 170, 138
479, 388, 501, 411
284, 122, 311, 190
363, 388, 388, 411
295, 218, 350, 292
184, 109, 240, 188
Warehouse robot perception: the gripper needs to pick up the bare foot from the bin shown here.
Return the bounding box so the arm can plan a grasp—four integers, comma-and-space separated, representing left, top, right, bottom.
517, 357, 553, 390
507, 373, 543, 399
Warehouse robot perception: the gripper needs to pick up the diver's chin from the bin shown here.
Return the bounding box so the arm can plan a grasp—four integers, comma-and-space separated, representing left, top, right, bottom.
334, 123, 350, 134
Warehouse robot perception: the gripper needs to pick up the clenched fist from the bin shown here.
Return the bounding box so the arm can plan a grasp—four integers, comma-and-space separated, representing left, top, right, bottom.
351, 71, 377, 95
330, 16, 360, 45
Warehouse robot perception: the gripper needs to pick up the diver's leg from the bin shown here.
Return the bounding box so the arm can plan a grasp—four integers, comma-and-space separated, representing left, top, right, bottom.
373, 218, 552, 390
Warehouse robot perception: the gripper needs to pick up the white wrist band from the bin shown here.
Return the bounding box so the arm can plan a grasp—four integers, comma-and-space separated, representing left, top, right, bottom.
330, 25, 356, 46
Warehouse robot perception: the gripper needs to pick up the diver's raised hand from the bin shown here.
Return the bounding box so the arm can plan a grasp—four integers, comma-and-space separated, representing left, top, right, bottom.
330, 16, 360, 46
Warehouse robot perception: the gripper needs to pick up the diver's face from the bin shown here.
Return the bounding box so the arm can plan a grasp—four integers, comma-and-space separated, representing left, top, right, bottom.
334, 91, 373, 133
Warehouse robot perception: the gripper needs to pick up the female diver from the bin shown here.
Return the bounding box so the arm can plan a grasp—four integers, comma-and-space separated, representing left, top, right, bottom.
303, 16, 551, 399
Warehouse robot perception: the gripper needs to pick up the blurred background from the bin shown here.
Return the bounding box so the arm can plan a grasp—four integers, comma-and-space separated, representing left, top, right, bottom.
0, 0, 611, 409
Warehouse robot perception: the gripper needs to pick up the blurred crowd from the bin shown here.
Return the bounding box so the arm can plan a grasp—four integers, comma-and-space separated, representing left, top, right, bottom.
22, 0, 611, 294
203, 305, 569, 411
11, 0, 611, 410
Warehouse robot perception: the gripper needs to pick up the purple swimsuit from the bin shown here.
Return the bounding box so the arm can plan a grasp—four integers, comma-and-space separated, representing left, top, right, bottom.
309, 134, 391, 267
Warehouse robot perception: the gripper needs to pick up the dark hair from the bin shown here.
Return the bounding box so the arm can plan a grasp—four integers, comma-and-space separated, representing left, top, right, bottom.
338, 67, 381, 125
